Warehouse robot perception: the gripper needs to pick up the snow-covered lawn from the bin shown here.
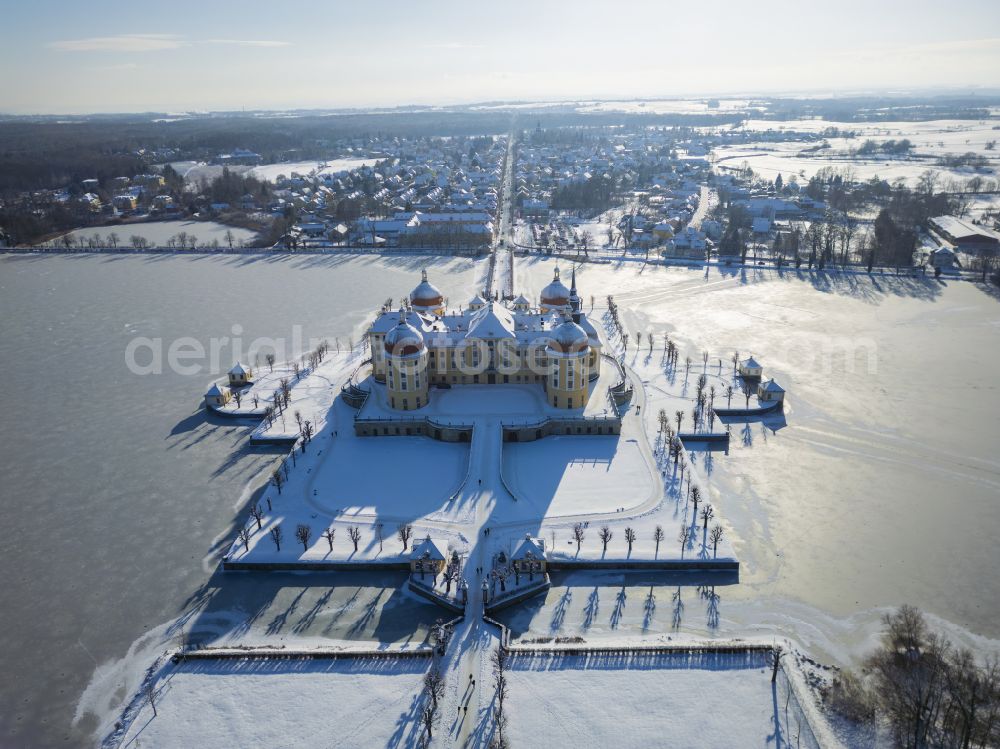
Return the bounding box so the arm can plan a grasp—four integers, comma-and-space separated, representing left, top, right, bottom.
310, 422, 469, 519
249, 349, 361, 440
118, 657, 429, 749
506, 651, 819, 748
502, 435, 653, 517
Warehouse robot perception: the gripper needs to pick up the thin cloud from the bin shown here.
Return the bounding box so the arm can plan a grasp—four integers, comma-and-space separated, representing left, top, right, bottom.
47, 34, 289, 52
204, 39, 291, 47
422, 42, 484, 50
48, 34, 185, 52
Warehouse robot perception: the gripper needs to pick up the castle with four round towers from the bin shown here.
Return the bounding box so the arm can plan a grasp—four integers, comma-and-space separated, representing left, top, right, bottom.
368, 267, 602, 411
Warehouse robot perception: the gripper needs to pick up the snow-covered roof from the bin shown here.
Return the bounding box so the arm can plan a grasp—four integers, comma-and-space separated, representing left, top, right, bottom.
540, 267, 571, 305
411, 536, 446, 561
466, 302, 516, 340
740, 357, 761, 369
760, 378, 784, 393
512, 535, 546, 561
548, 316, 590, 353
205, 382, 226, 397
410, 269, 443, 307
229, 362, 250, 376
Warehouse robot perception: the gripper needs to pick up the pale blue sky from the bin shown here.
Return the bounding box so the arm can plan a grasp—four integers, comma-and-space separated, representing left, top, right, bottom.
2, 0, 999, 113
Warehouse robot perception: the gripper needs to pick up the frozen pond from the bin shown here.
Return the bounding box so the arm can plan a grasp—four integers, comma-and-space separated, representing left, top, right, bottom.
51, 220, 258, 248
0, 252, 483, 746
1, 251, 998, 745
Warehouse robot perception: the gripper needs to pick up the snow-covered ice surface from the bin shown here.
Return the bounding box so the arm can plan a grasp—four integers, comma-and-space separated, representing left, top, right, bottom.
0, 253, 486, 746
52, 220, 258, 247
117, 657, 429, 749
506, 651, 819, 748
507, 256, 1000, 665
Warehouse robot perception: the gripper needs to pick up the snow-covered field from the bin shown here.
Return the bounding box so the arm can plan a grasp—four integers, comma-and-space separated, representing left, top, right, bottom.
168, 157, 376, 185
506, 651, 818, 748
117, 657, 429, 749
249, 158, 376, 182
713, 118, 1000, 186
53, 220, 258, 248
577, 98, 763, 115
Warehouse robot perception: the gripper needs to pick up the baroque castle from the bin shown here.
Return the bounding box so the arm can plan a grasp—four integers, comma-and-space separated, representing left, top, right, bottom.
368, 268, 602, 411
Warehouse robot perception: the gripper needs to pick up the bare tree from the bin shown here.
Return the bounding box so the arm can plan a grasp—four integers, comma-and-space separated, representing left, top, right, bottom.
237, 527, 251, 552
599, 525, 613, 554
375, 522, 384, 552
248, 503, 263, 530
424, 668, 445, 710
144, 683, 157, 717
691, 486, 701, 515
678, 526, 691, 558
625, 527, 636, 555
269, 524, 283, 551
421, 703, 438, 740
770, 645, 785, 683
491, 646, 509, 749
709, 525, 725, 558
348, 526, 361, 552
271, 469, 284, 495
675, 410, 684, 433
295, 523, 312, 551
265, 353, 276, 372
397, 523, 413, 551
321, 526, 336, 551
700, 504, 714, 531
572, 522, 585, 553
653, 525, 664, 557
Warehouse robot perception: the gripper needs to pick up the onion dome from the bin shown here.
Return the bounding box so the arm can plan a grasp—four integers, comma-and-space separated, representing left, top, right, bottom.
384, 313, 425, 357
540, 267, 570, 307
410, 269, 443, 309
547, 316, 590, 354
